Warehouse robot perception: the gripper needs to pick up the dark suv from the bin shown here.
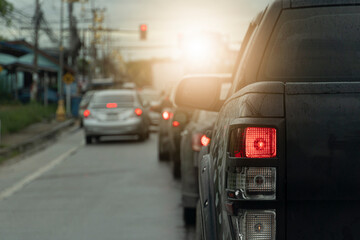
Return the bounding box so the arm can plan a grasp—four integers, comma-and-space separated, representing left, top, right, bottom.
175, 0, 360, 239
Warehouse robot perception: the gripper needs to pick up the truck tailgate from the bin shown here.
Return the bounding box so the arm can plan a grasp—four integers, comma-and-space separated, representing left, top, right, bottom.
285, 82, 360, 239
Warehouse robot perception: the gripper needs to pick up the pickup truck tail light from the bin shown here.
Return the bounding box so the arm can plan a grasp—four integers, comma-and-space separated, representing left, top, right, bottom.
246, 127, 276, 158
228, 126, 278, 239
232, 210, 276, 240
227, 167, 276, 200
230, 127, 277, 158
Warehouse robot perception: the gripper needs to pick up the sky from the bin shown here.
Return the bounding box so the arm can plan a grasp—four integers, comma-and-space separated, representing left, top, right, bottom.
6, 0, 270, 61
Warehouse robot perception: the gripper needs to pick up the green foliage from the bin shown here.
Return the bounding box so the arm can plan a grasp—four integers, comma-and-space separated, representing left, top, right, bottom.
77, 58, 90, 74
0, 150, 19, 164
126, 60, 153, 88
0, 0, 13, 25
0, 83, 11, 102
0, 103, 56, 135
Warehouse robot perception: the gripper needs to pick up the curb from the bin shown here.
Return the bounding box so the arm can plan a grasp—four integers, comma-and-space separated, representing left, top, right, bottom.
0, 119, 76, 159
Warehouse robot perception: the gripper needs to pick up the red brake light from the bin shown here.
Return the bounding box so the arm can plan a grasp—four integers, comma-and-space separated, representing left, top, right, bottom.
135, 108, 143, 116
106, 103, 117, 108
162, 111, 170, 120
140, 24, 147, 32
83, 109, 90, 118
245, 127, 276, 158
201, 135, 211, 147
172, 121, 180, 127
193, 133, 211, 151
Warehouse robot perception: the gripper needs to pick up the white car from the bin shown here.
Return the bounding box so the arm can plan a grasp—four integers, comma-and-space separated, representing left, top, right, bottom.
83, 89, 150, 144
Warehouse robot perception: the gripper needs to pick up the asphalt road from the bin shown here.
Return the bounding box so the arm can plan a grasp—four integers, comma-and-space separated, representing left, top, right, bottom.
0, 129, 195, 240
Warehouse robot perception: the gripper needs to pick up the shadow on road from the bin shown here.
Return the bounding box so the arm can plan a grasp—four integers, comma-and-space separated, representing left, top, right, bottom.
88, 135, 144, 145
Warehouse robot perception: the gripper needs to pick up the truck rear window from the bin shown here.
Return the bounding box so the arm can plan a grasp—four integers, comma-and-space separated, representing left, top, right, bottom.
262, 7, 360, 81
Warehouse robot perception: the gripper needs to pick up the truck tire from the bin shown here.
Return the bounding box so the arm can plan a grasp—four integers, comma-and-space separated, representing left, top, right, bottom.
173, 160, 181, 179
85, 136, 92, 145
195, 200, 204, 240
183, 207, 196, 226
158, 150, 168, 161
139, 131, 148, 142
158, 134, 169, 161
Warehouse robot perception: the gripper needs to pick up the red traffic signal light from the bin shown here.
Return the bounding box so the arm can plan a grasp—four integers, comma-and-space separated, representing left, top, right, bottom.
140, 24, 147, 40
140, 24, 147, 32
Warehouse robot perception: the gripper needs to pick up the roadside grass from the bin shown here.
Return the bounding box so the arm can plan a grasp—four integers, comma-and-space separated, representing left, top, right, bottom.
0, 102, 56, 135
0, 150, 20, 165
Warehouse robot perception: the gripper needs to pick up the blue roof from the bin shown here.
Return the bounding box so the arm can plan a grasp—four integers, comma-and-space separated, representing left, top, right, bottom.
18, 53, 58, 71
0, 41, 32, 54
0, 53, 18, 65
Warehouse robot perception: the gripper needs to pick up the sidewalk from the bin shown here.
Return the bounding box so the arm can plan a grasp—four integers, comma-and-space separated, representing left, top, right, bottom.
0, 119, 76, 161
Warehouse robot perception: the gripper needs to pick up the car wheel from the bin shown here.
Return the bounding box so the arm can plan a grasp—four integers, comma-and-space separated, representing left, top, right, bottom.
158, 135, 169, 161
85, 136, 92, 145
183, 207, 196, 226
195, 200, 204, 240
170, 148, 181, 179
138, 132, 147, 142
158, 150, 168, 161
173, 159, 181, 179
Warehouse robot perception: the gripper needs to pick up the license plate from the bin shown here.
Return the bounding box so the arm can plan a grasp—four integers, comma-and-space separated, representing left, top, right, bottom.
107, 113, 118, 121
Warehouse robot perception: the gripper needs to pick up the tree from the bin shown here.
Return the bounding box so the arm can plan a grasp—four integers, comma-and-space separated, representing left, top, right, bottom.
0, 0, 13, 25
126, 60, 153, 88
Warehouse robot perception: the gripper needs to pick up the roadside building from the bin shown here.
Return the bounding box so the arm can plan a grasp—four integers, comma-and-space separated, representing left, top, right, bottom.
0, 40, 75, 103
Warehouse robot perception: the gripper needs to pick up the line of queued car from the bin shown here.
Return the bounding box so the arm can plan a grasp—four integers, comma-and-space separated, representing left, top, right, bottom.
77, 1, 360, 238
155, 74, 231, 225
79, 88, 160, 144
170, 0, 360, 239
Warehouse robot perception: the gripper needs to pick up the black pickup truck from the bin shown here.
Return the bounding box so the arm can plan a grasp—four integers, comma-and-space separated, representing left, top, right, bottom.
174, 0, 360, 239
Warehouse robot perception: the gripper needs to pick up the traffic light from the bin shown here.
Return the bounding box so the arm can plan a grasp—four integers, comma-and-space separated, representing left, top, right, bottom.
140, 24, 147, 40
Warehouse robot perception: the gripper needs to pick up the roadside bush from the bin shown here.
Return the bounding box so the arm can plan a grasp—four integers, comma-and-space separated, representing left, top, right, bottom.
0, 102, 56, 135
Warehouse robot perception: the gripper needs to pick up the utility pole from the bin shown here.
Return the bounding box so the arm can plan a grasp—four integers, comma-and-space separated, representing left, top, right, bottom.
90, 0, 95, 86
66, 1, 74, 117
31, 0, 41, 102
56, 0, 66, 121
81, 1, 87, 90
90, 6, 106, 83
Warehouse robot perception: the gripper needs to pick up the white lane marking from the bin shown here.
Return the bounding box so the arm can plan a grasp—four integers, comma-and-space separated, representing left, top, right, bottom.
0, 144, 82, 201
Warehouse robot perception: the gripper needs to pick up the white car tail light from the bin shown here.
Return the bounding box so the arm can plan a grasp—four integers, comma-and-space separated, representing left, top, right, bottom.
83, 109, 90, 118
232, 210, 276, 240
106, 103, 117, 108
227, 167, 276, 200
134, 108, 143, 116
